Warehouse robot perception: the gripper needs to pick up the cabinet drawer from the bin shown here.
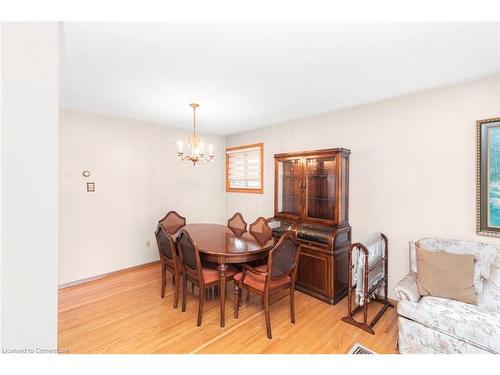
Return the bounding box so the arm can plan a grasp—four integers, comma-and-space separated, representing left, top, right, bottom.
296, 245, 332, 299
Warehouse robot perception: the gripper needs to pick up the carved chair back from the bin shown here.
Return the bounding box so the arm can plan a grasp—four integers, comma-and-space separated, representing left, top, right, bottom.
249, 216, 272, 237
159, 210, 186, 235
227, 212, 247, 231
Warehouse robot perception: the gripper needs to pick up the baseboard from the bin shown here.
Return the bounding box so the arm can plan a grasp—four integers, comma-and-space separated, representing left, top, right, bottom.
58, 260, 160, 289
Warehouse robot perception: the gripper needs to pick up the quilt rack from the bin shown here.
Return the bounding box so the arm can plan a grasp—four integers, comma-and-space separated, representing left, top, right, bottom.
341, 232, 393, 335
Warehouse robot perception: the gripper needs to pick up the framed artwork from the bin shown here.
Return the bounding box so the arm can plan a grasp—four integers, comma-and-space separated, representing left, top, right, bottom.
477, 117, 500, 237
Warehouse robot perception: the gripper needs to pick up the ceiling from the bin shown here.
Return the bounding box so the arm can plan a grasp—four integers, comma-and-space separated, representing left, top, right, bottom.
61, 22, 500, 136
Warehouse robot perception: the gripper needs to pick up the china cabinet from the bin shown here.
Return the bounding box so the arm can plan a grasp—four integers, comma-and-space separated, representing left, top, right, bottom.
269, 148, 351, 304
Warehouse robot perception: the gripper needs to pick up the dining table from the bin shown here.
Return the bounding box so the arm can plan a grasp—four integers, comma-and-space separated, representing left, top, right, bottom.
183, 223, 276, 327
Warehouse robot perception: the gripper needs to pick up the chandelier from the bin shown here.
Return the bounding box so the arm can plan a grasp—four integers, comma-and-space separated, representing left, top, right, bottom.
177, 103, 214, 165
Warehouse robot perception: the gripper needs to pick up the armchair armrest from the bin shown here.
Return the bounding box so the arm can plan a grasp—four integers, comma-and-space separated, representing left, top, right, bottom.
393, 272, 421, 302
237, 264, 269, 287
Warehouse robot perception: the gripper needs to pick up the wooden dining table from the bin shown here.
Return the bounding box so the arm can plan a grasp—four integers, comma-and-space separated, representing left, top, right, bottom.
183, 223, 275, 327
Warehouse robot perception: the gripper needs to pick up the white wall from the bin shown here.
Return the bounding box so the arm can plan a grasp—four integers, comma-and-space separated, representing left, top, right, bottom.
226, 75, 500, 298
59, 111, 226, 284
1, 23, 59, 350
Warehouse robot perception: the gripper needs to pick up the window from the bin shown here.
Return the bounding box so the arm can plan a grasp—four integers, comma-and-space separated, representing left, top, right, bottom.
226, 143, 264, 193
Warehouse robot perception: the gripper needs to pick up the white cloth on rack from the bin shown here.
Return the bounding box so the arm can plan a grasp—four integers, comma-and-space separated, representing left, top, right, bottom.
351, 232, 386, 306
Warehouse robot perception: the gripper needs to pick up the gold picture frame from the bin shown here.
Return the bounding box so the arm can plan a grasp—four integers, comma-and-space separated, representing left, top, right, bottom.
477, 117, 500, 237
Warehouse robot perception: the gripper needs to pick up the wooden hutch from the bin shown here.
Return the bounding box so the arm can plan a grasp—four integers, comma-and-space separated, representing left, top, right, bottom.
269, 148, 351, 304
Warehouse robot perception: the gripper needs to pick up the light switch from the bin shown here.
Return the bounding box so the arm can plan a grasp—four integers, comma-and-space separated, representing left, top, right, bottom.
87, 182, 95, 192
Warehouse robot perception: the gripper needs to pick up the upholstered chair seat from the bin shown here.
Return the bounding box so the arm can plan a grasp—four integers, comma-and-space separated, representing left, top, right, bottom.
202, 266, 237, 284
233, 270, 290, 292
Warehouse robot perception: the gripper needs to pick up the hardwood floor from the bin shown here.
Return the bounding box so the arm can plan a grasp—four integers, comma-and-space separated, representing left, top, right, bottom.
58, 263, 399, 354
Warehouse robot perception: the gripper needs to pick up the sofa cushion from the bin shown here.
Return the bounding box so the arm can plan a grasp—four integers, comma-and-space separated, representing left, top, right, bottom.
398, 296, 500, 353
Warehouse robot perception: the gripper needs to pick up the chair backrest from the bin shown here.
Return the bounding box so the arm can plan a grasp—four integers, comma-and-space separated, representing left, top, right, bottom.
229, 226, 246, 238
228, 212, 247, 231
155, 224, 177, 261
176, 229, 202, 273
249, 217, 272, 237
159, 211, 186, 235
268, 232, 300, 280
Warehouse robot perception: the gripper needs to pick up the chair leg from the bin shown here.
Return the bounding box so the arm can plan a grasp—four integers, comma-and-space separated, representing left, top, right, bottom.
160, 266, 166, 298
290, 286, 295, 324
173, 270, 180, 309
197, 287, 205, 327
234, 284, 240, 318
182, 274, 187, 312
264, 292, 272, 339
172, 273, 176, 285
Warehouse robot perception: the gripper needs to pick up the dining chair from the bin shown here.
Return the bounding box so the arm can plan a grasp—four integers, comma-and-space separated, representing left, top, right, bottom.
155, 211, 186, 307
154, 224, 181, 308
227, 212, 247, 232
233, 231, 300, 339
176, 229, 237, 326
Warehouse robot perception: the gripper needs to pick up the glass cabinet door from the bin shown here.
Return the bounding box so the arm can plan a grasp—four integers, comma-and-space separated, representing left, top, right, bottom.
304, 156, 337, 223
276, 157, 303, 219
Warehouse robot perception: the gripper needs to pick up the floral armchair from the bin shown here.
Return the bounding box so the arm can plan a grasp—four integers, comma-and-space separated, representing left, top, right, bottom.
394, 238, 500, 354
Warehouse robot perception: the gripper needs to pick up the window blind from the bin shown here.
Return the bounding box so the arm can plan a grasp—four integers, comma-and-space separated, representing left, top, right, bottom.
226, 145, 263, 191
